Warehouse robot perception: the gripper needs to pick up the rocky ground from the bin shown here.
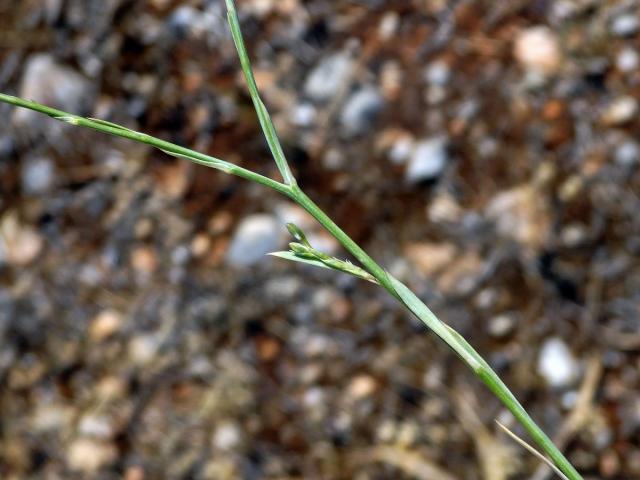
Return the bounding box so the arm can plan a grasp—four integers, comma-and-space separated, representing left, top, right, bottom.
1, 1, 640, 479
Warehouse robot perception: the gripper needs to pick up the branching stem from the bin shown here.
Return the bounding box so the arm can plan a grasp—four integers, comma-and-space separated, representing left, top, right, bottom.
0, 4, 583, 478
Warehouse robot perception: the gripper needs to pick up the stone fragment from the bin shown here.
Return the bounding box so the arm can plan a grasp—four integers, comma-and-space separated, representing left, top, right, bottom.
340, 86, 385, 135
514, 27, 562, 74
486, 184, 550, 250
226, 214, 280, 267
304, 52, 354, 102
405, 137, 448, 183
14, 54, 92, 129
67, 438, 117, 473
537, 337, 579, 388
0, 212, 43, 266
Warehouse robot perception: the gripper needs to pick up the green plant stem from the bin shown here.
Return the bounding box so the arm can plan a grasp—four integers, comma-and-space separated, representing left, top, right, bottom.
0, 93, 291, 197
287, 185, 581, 480
225, 0, 296, 186
286, 186, 397, 294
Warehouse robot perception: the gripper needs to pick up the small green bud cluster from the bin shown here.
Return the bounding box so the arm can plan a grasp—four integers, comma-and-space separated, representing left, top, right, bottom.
283, 223, 378, 284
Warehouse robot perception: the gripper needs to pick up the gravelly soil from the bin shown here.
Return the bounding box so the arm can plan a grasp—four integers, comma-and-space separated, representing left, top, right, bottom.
1, 1, 640, 479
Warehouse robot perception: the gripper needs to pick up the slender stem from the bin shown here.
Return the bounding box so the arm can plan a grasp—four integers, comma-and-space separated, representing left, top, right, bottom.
480, 370, 581, 479
0, 93, 291, 197
286, 186, 397, 295
287, 185, 582, 480
225, 0, 296, 186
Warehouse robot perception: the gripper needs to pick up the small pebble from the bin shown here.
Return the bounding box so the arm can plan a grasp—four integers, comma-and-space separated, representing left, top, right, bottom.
346, 374, 377, 400
376, 419, 397, 442
303, 387, 325, 409
89, 309, 123, 342
561, 390, 578, 409
404, 242, 455, 276
15, 54, 91, 129
486, 184, 550, 250
304, 52, 354, 102
514, 26, 562, 74
560, 224, 588, 247
78, 414, 114, 439
167, 6, 199, 37
616, 47, 639, 72
614, 141, 640, 167
340, 86, 385, 136
212, 421, 242, 451
405, 136, 449, 184
378, 12, 399, 40
602, 96, 638, 126
124, 466, 146, 480
0, 213, 43, 266
537, 337, 579, 388
488, 314, 517, 338
427, 194, 462, 223
67, 438, 117, 473
21, 157, 55, 194
475, 288, 499, 310
191, 233, 211, 257
128, 334, 161, 365
424, 61, 450, 86
396, 421, 419, 447
611, 14, 639, 37
290, 103, 316, 127
225, 214, 280, 267
130, 245, 158, 275
32, 404, 74, 432
388, 135, 414, 164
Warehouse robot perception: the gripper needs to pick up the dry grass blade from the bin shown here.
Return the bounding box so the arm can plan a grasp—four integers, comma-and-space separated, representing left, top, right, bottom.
496, 421, 569, 480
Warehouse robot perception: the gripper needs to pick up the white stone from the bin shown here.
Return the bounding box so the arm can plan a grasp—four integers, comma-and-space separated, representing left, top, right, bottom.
347, 374, 377, 400
486, 184, 550, 250
614, 141, 640, 166
225, 214, 280, 267
0, 212, 43, 266
168, 6, 198, 34
246, 0, 275, 17
611, 14, 640, 37
488, 314, 516, 338
424, 61, 450, 86
128, 334, 160, 365
67, 438, 117, 473
388, 135, 414, 164
602, 96, 638, 125
514, 27, 562, 74
616, 48, 639, 72
427, 194, 462, 223
378, 12, 399, 40
405, 137, 448, 183
303, 387, 325, 409
560, 224, 588, 247
290, 103, 316, 127
15, 54, 91, 128
21, 157, 55, 194
304, 52, 354, 102
32, 404, 73, 432
537, 337, 579, 388
340, 86, 384, 135
212, 422, 242, 451
89, 309, 123, 342
78, 415, 114, 439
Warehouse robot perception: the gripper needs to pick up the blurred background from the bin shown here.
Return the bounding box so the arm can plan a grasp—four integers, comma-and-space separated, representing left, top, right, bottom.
1, 0, 639, 478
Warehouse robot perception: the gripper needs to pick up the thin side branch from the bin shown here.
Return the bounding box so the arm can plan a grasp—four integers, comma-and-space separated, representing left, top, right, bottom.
497, 421, 569, 480
0, 93, 292, 197
225, 0, 297, 186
